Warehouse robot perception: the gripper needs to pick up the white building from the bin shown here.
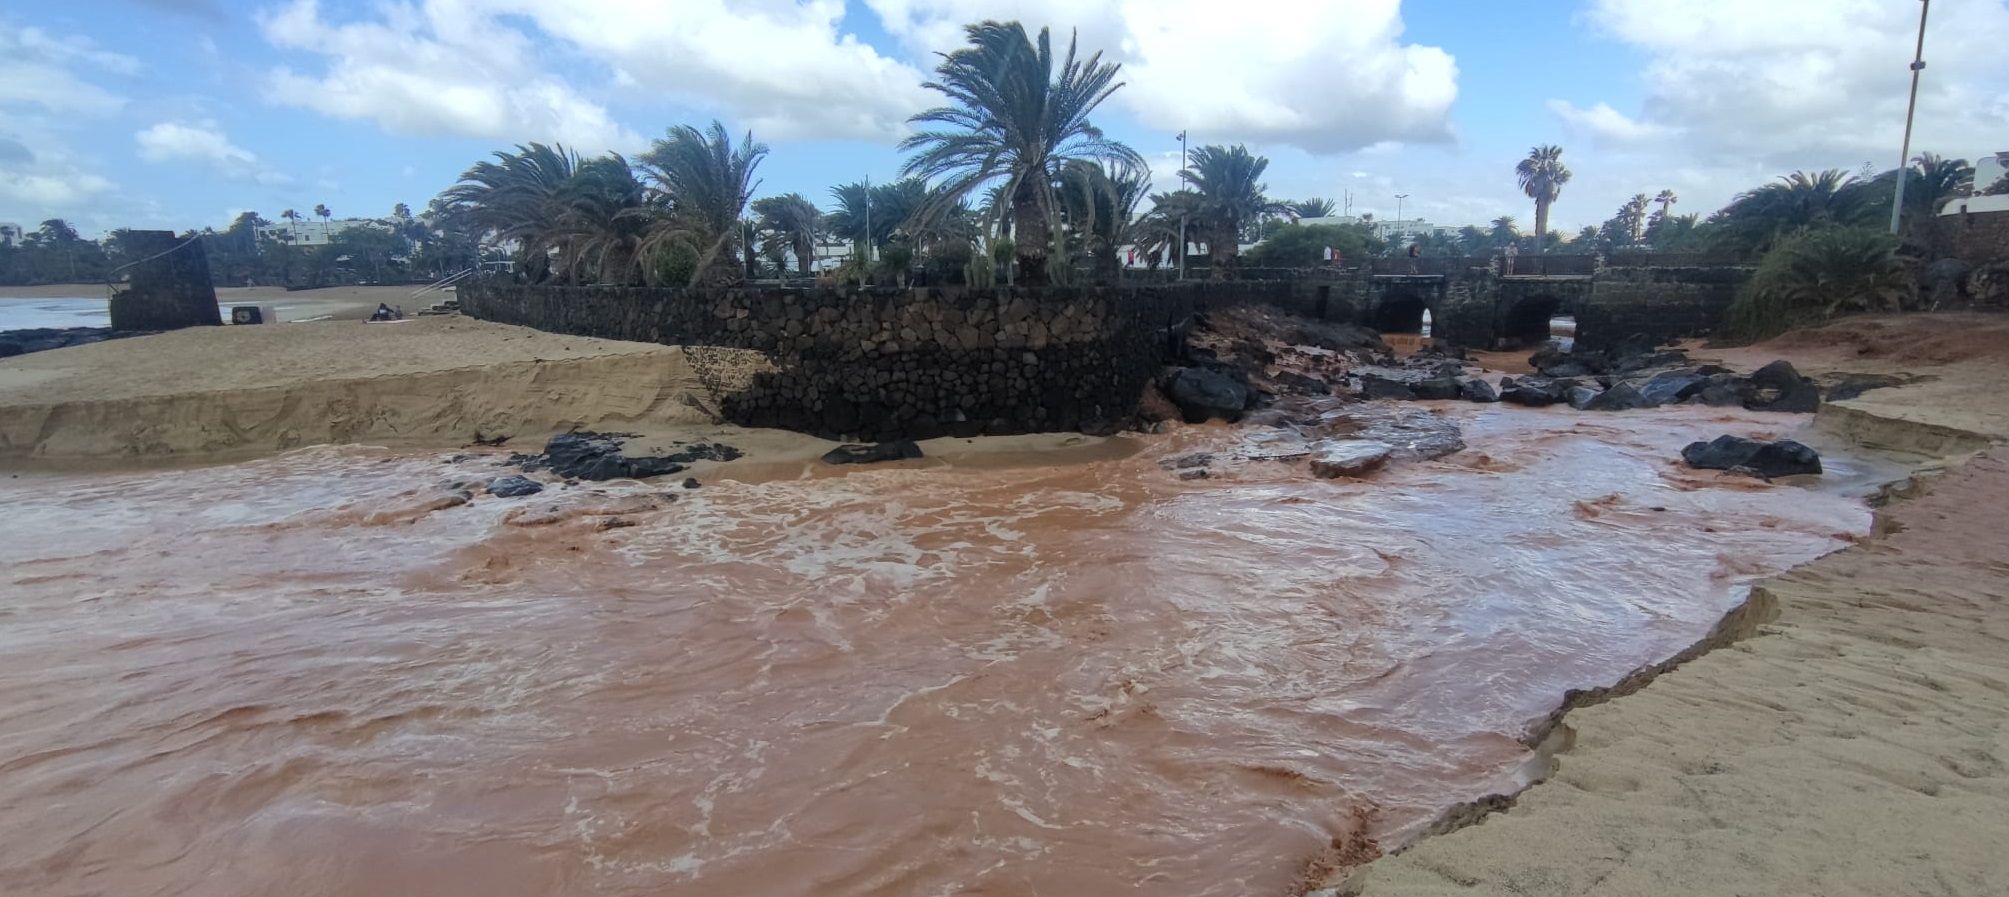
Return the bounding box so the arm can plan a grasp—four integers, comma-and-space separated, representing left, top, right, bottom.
1297, 215, 1456, 242
255, 217, 379, 247
0, 222, 22, 247
1941, 151, 2009, 217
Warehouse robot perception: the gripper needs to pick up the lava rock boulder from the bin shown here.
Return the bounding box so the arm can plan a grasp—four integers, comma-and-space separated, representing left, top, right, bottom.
486, 475, 545, 498
1308, 439, 1395, 478
822, 440, 925, 465
1681, 435, 1823, 478
1165, 367, 1252, 423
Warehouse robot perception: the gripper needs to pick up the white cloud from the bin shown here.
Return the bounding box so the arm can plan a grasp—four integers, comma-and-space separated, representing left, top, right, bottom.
865, 0, 1458, 153
254, 0, 933, 148
256, 0, 640, 152
135, 121, 292, 186
0, 21, 124, 220
1546, 100, 1668, 144
1572, 0, 2009, 168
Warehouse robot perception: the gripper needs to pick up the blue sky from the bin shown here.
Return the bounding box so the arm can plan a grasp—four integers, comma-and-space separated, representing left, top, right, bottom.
4, 0, 2006, 238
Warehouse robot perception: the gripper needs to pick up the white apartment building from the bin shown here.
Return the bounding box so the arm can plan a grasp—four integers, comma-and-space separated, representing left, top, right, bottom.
255, 217, 379, 247
0, 222, 23, 247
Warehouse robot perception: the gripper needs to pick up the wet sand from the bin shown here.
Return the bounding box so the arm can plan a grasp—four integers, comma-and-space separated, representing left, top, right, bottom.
1355, 313, 2009, 896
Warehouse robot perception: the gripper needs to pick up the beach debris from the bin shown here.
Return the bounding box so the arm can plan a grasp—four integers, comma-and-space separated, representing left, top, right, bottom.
486, 475, 545, 497
1681, 435, 1823, 478
1308, 439, 1395, 478
821, 440, 924, 465
514, 431, 742, 481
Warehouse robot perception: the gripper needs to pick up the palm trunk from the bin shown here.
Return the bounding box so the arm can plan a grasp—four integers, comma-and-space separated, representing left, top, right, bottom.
1012, 186, 1047, 286
1534, 199, 1550, 253
1209, 223, 1236, 282
795, 240, 813, 278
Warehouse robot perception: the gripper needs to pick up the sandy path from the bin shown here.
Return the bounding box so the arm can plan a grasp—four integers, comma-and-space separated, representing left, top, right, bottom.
1353, 313, 2009, 896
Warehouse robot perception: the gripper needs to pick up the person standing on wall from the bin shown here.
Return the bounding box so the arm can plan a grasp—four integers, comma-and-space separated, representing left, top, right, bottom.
1503, 242, 1519, 276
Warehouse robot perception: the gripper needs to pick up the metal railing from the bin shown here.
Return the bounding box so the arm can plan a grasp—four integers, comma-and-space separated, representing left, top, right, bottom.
410, 267, 479, 299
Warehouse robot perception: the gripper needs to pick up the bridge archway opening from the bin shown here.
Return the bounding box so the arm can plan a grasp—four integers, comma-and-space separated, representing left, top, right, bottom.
1503, 295, 1567, 347
1372, 295, 1431, 335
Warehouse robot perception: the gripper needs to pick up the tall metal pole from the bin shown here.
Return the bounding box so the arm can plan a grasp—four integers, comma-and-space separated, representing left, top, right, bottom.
1890, 0, 1931, 235
1395, 193, 1409, 230
864, 175, 873, 266
1176, 131, 1188, 281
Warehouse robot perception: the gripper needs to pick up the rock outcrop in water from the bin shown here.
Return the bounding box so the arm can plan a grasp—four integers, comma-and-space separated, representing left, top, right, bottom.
514, 431, 741, 481
1681, 435, 1823, 478
0, 327, 115, 358
822, 440, 925, 465
486, 475, 546, 497
1308, 439, 1394, 478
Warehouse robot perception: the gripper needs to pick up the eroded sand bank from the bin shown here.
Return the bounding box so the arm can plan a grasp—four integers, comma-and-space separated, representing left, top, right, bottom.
0, 316, 769, 463
1353, 314, 2009, 896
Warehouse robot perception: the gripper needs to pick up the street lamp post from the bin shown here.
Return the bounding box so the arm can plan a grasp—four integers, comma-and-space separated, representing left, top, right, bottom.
1394, 193, 1410, 244
1176, 131, 1189, 281
864, 175, 873, 266
1890, 0, 1931, 235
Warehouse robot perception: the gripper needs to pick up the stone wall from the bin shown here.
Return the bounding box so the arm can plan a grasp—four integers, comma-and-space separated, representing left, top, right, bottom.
460, 280, 1296, 440
1574, 266, 1749, 350
1928, 208, 2009, 264
108, 231, 220, 333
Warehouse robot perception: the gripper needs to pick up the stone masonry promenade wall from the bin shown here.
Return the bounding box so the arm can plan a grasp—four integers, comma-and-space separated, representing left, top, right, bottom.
1575, 267, 1748, 350
459, 280, 1298, 441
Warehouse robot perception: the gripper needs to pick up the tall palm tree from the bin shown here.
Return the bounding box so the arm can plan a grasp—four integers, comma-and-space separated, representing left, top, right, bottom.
900, 20, 1139, 284
443, 142, 582, 281
825, 178, 929, 258
1515, 145, 1571, 251
1653, 189, 1677, 220
1489, 215, 1520, 249
634, 121, 768, 286
751, 193, 823, 276
1181, 144, 1290, 280
1133, 189, 1203, 271
1288, 197, 1338, 220
1624, 194, 1651, 243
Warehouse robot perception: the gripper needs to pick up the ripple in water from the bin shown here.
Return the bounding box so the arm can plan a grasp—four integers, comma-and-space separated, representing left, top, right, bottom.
0, 405, 1876, 896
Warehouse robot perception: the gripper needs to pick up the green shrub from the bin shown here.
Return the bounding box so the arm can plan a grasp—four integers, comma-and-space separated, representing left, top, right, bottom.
1727, 226, 1913, 342
1244, 223, 1383, 267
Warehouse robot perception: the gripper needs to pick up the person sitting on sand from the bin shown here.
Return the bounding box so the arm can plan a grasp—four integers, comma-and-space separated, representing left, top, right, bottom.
371, 303, 395, 322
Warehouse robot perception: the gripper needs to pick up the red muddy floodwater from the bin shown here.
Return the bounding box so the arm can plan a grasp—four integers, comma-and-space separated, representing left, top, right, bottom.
0, 405, 1877, 896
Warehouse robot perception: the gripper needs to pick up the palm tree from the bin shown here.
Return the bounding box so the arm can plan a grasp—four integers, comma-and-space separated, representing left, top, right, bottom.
825, 178, 929, 262
900, 20, 1139, 284
1731, 225, 1912, 339
1288, 198, 1338, 220
1181, 144, 1290, 280
1623, 194, 1651, 244
1653, 189, 1677, 220
1057, 159, 1150, 283
1133, 189, 1204, 272
1712, 169, 1878, 258
1489, 215, 1520, 249
1902, 152, 1973, 220
443, 142, 582, 281
751, 193, 823, 275
634, 121, 769, 286
551, 154, 651, 284
1515, 145, 1571, 251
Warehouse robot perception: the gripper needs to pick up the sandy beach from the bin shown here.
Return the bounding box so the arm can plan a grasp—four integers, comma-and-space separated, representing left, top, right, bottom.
1352, 315, 2009, 896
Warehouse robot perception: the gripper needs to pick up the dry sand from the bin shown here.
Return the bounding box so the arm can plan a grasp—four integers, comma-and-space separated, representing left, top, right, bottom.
0, 316, 775, 463
1350, 313, 2009, 897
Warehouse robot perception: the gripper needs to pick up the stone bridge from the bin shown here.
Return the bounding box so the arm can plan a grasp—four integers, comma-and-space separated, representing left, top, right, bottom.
1311, 257, 1751, 351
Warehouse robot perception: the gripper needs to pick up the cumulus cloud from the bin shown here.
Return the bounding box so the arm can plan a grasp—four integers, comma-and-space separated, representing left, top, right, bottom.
1571, 0, 2009, 167
255, 0, 932, 148
135, 121, 292, 185
1547, 100, 1668, 144
0, 21, 124, 216
865, 0, 1458, 153
257, 0, 640, 152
